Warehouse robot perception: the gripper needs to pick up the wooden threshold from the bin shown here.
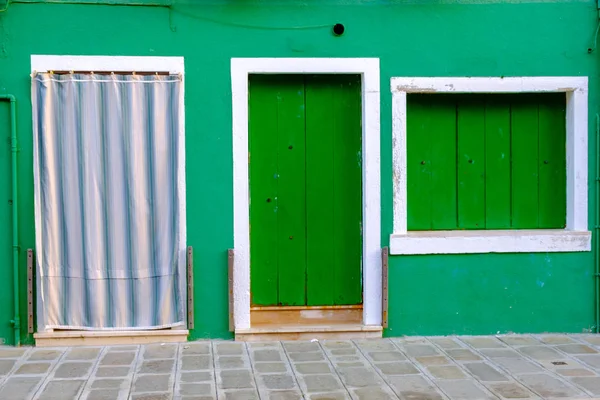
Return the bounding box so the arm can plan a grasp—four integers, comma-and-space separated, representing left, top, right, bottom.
34, 329, 189, 347
251, 305, 363, 327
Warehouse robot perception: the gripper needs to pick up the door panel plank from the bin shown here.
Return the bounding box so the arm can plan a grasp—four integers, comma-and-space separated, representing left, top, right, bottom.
249, 75, 279, 306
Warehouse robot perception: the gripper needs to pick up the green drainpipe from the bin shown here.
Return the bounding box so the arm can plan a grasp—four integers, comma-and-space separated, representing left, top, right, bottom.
0, 94, 20, 346
596, 114, 600, 334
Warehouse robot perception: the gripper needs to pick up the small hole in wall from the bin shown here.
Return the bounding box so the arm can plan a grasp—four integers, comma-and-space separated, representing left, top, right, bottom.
333, 23, 345, 36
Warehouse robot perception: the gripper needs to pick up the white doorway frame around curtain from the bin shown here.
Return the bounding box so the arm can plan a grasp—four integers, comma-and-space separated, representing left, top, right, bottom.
230, 58, 382, 330
30, 55, 187, 335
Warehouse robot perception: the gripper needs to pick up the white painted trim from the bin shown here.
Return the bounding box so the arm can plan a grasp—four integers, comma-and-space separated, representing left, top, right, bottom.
390, 76, 590, 255
30, 55, 187, 330
231, 58, 381, 330
390, 230, 591, 255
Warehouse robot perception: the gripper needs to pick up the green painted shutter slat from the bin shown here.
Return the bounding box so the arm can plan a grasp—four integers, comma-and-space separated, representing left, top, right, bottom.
430, 95, 458, 230
538, 94, 567, 229
305, 75, 335, 306
484, 96, 511, 229
276, 75, 307, 306
511, 95, 540, 229
249, 75, 279, 306
330, 75, 362, 305
457, 96, 486, 229
407, 95, 433, 230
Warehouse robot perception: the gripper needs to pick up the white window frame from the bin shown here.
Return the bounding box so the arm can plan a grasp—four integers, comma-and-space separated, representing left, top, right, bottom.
30, 55, 187, 331
390, 77, 591, 255
231, 58, 381, 330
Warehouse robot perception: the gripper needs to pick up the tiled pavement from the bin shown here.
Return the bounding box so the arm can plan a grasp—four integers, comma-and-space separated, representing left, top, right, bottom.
4, 336, 600, 399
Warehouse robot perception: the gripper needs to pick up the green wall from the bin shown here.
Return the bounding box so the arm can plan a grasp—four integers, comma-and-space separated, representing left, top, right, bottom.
0, 0, 598, 345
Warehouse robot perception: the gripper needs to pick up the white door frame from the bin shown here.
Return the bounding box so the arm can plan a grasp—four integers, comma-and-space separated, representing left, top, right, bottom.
231, 58, 381, 330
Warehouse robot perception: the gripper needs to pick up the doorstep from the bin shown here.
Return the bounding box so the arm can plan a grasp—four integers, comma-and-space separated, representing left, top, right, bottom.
235, 324, 383, 341
33, 328, 189, 347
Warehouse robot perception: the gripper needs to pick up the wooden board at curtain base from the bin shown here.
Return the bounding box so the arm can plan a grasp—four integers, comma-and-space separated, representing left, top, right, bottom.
248, 74, 362, 307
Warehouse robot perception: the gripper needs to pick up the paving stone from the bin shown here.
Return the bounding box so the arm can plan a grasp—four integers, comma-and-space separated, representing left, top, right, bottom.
330, 348, 356, 356
222, 390, 259, 400
480, 349, 521, 358
557, 368, 596, 377
436, 380, 494, 399
54, 361, 93, 378
339, 367, 381, 387
0, 359, 16, 375
333, 356, 360, 362
488, 382, 533, 399
15, 362, 51, 375
95, 366, 131, 377
66, 347, 101, 360
284, 342, 320, 353
0, 347, 27, 358
182, 355, 211, 370
303, 374, 342, 392
493, 358, 542, 374
353, 387, 396, 400
253, 350, 281, 362
144, 343, 177, 359
518, 345, 562, 360
220, 369, 254, 389
28, 349, 63, 361
85, 390, 121, 400
0, 376, 42, 399
249, 342, 278, 349
575, 355, 600, 369
579, 336, 600, 345
289, 352, 324, 362
108, 345, 138, 352
414, 356, 450, 366
498, 336, 540, 346
428, 365, 466, 379
91, 378, 126, 389
429, 337, 461, 349
217, 343, 245, 356
219, 356, 245, 369
335, 362, 364, 368
180, 383, 213, 395
571, 376, 600, 395
181, 371, 213, 382
37, 380, 84, 400
182, 343, 210, 355
368, 351, 405, 362
309, 393, 349, 400
540, 335, 575, 344
323, 341, 353, 349
388, 375, 444, 400
463, 337, 505, 349
557, 344, 598, 354
376, 362, 419, 375
295, 362, 331, 374
518, 373, 584, 398
268, 391, 303, 400
134, 374, 171, 392
464, 362, 509, 382
403, 344, 439, 357
446, 349, 481, 361
130, 394, 171, 400
140, 359, 175, 374
260, 374, 295, 389
255, 362, 287, 373
100, 351, 135, 365
354, 339, 396, 351
182, 397, 215, 400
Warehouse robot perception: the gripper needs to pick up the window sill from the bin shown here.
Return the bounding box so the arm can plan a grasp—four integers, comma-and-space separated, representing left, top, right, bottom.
389, 229, 591, 255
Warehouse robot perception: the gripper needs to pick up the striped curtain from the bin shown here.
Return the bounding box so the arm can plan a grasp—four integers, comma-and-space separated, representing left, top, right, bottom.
32, 73, 185, 330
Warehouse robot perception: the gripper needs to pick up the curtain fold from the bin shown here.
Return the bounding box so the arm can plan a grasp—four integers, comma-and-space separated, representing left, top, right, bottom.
32, 73, 184, 330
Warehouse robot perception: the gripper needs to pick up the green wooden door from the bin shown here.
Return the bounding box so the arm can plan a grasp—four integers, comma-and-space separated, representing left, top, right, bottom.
249, 74, 362, 307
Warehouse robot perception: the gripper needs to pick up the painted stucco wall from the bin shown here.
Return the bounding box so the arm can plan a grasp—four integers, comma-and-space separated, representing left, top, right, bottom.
0, 0, 598, 345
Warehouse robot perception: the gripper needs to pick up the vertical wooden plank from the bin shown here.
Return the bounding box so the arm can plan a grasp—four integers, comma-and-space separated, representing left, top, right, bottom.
511, 95, 539, 228
227, 249, 234, 332
485, 95, 512, 229
429, 95, 458, 230
457, 95, 486, 229
331, 74, 362, 305
305, 75, 335, 306
406, 95, 432, 230
538, 93, 567, 228
187, 246, 194, 330
248, 75, 279, 306
27, 249, 34, 334
276, 75, 307, 306
381, 247, 389, 329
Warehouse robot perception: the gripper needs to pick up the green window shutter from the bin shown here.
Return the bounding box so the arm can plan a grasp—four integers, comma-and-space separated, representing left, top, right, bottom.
406, 93, 566, 231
